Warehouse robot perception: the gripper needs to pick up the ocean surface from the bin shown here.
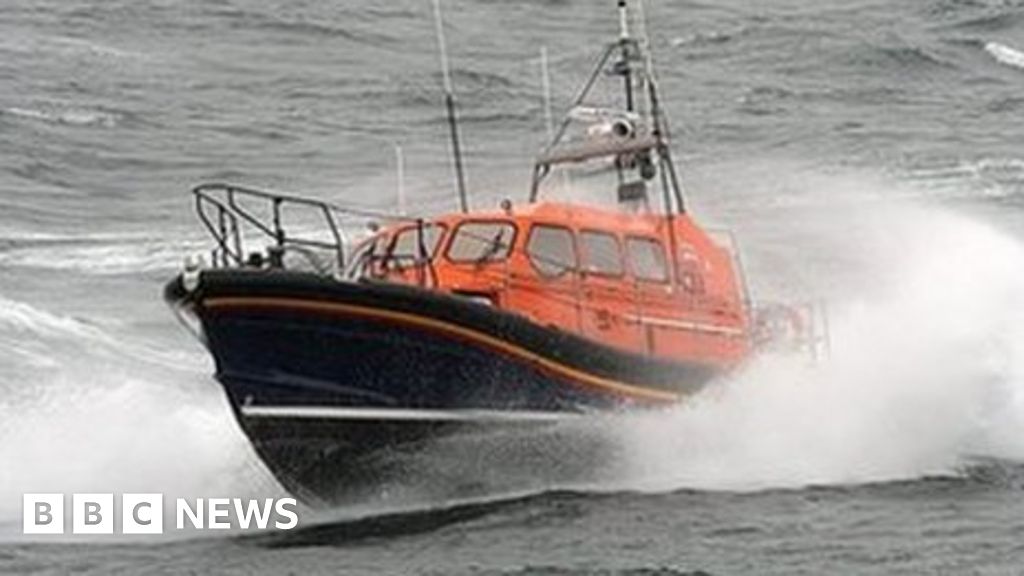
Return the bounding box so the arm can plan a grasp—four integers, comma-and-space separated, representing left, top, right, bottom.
4, 0, 1024, 573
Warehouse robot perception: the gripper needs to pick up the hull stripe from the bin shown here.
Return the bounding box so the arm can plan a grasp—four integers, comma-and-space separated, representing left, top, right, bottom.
204, 296, 684, 402
241, 405, 582, 423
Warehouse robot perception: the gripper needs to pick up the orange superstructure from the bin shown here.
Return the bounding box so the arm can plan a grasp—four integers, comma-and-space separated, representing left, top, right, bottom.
351, 200, 751, 370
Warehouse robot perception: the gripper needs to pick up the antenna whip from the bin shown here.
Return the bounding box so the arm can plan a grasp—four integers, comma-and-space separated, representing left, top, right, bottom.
431, 0, 470, 213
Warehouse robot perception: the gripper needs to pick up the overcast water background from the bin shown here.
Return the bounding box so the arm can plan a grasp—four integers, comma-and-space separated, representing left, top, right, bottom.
5, 0, 1024, 574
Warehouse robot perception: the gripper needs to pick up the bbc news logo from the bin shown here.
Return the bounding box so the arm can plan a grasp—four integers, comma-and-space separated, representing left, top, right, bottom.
23, 494, 299, 535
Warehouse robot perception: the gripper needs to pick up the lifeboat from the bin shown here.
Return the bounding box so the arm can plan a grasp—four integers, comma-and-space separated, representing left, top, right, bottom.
164, 1, 760, 504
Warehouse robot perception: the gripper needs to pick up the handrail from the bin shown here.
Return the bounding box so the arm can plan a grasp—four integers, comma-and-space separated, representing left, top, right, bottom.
193, 183, 388, 273
194, 184, 340, 271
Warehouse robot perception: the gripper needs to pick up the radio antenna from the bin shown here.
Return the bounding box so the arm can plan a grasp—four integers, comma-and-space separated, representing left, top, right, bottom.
618, 0, 630, 39
540, 47, 555, 143
431, 0, 470, 213
395, 144, 406, 216
539, 46, 571, 193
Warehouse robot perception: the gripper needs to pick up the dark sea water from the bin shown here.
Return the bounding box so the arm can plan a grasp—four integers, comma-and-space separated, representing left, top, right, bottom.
5, 0, 1024, 574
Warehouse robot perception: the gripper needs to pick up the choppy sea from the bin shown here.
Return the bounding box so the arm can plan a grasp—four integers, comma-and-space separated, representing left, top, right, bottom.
4, 0, 1024, 573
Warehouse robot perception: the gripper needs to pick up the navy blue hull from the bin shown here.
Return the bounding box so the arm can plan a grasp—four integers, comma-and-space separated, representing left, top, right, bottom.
206, 307, 620, 413
166, 269, 721, 504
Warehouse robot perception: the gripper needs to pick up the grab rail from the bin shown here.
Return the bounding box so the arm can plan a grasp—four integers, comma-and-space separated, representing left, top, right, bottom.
193, 183, 349, 272
192, 182, 442, 281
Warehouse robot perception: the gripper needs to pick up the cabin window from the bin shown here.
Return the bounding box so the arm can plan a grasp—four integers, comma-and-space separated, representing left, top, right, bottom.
627, 236, 668, 282
527, 225, 577, 278
581, 230, 623, 277
446, 221, 516, 263
389, 223, 446, 266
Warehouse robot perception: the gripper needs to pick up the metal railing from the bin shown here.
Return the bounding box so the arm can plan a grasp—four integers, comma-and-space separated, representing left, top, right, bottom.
194, 183, 351, 271
191, 182, 450, 283
751, 300, 831, 361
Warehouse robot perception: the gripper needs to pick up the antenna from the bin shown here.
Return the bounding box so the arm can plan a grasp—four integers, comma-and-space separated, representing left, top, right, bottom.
539, 46, 571, 193
431, 0, 470, 213
634, 0, 653, 122
616, 0, 635, 113
618, 0, 630, 39
636, 0, 654, 71
395, 144, 406, 216
540, 47, 555, 143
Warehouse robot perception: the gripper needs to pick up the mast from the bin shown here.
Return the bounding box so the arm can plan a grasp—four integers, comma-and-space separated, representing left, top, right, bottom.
525, 0, 687, 284
529, 0, 687, 217
431, 0, 470, 213
617, 0, 634, 113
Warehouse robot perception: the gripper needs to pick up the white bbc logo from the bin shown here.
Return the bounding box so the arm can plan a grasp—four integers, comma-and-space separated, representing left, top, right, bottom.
23, 494, 63, 535
24, 493, 164, 535
122, 494, 163, 534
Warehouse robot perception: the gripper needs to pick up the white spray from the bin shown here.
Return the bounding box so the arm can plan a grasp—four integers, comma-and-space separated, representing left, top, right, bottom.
0, 296, 281, 534
602, 204, 1024, 492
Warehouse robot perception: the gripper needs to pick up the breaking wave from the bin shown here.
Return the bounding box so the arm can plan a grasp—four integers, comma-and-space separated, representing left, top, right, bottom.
0, 231, 208, 276
0, 294, 280, 537
2, 107, 122, 129
985, 41, 1024, 69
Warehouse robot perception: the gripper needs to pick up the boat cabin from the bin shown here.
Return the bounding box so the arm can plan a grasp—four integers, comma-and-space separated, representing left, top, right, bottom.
347, 200, 750, 368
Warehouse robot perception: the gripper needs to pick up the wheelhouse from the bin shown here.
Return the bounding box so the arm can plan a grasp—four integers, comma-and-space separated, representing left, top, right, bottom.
347, 200, 751, 367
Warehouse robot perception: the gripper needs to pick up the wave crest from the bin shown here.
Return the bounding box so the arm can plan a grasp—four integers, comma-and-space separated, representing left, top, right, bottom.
985, 41, 1024, 70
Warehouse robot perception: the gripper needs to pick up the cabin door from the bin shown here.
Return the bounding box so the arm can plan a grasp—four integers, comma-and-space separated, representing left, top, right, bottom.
578, 231, 642, 353
508, 224, 582, 333
625, 235, 677, 357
